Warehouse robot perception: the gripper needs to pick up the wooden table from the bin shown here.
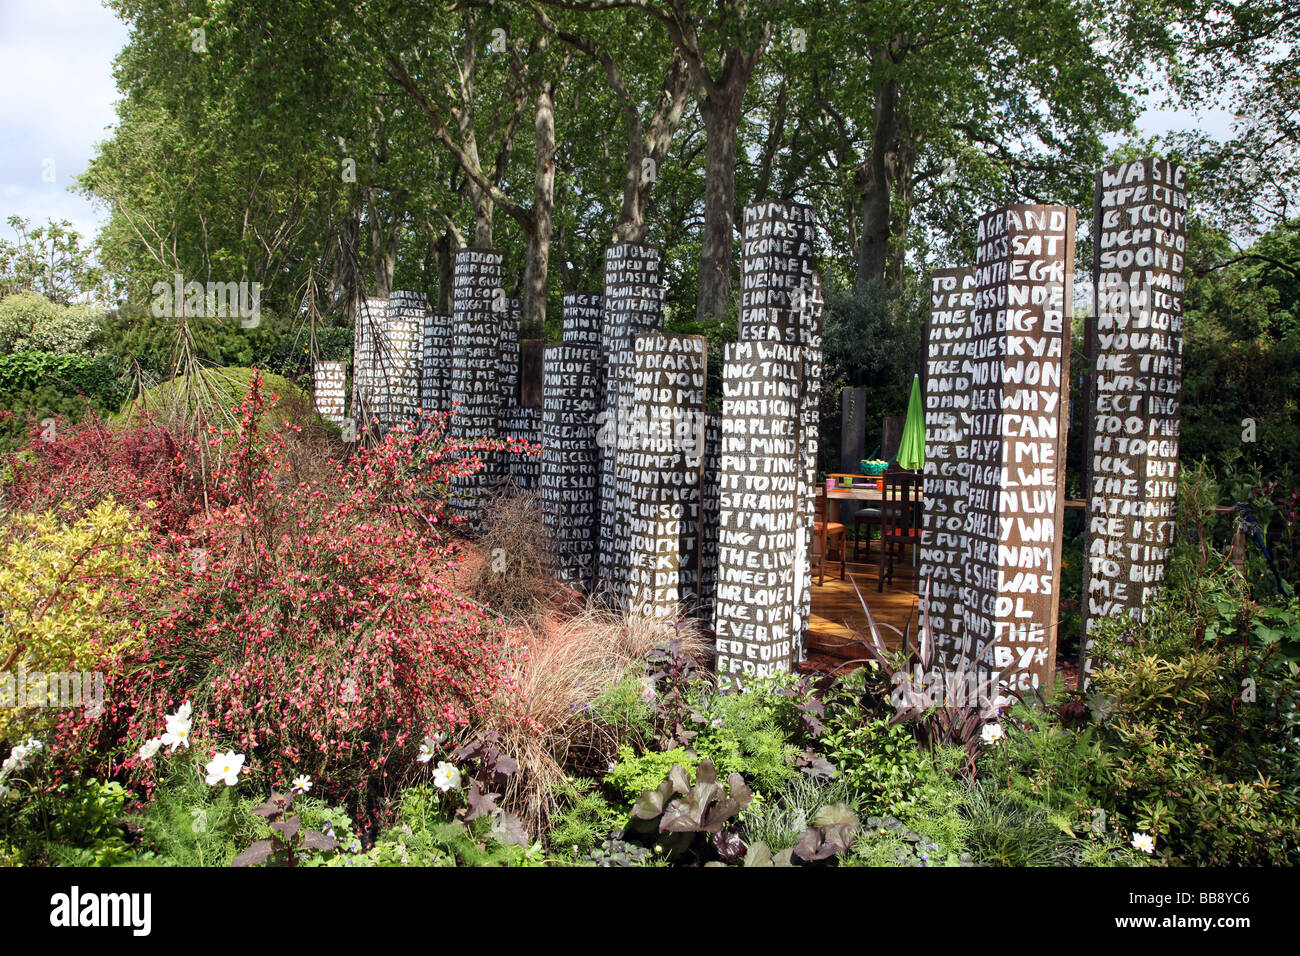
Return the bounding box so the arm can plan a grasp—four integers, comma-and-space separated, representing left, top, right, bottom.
820, 486, 914, 565
822, 485, 907, 522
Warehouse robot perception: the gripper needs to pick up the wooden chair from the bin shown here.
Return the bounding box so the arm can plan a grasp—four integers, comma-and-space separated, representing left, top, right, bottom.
877, 473, 922, 591
853, 505, 882, 560
814, 491, 846, 585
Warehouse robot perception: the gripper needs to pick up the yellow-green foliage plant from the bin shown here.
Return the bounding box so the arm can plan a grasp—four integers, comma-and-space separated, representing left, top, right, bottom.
0, 499, 150, 740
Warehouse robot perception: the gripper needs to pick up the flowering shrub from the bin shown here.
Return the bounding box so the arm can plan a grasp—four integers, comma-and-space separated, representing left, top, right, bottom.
37, 373, 538, 822
2, 414, 203, 533
0, 499, 152, 740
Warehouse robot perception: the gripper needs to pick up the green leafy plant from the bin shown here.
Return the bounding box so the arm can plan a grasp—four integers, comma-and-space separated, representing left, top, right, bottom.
693, 684, 802, 795
589, 674, 656, 750
133, 762, 245, 867
605, 745, 696, 804
740, 774, 851, 853
0, 499, 151, 741
980, 495, 1300, 866
820, 715, 924, 814
348, 785, 544, 867
793, 803, 860, 862
547, 777, 622, 857
629, 759, 754, 863
1, 776, 136, 866
0, 351, 130, 450
961, 784, 1084, 867
584, 833, 658, 867
851, 815, 975, 867
231, 790, 338, 867
0, 292, 105, 354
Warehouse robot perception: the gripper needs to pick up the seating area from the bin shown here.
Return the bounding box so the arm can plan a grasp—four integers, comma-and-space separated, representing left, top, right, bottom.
812, 491, 846, 585
808, 469, 925, 670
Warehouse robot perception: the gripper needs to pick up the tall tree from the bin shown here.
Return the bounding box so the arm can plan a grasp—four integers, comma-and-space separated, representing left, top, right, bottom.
1167, 0, 1299, 240
0, 217, 107, 305
539, 0, 782, 319
532, 4, 696, 244
379, 4, 572, 327
794, 0, 1166, 292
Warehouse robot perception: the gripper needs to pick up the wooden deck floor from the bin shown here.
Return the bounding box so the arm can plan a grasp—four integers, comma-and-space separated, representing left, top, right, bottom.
805, 549, 1082, 690
807, 545, 922, 666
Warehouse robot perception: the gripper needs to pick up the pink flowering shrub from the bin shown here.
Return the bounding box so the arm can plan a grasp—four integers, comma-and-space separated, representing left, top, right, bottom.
3, 414, 203, 534
38, 373, 542, 820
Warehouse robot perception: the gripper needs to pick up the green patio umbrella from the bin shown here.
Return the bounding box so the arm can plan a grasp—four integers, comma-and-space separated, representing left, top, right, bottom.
896, 374, 926, 471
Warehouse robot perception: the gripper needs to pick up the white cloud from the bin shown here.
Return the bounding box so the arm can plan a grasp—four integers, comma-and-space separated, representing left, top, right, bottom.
0, 0, 129, 240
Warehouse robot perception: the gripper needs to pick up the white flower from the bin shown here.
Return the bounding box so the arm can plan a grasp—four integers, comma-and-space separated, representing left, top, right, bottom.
161, 704, 193, 752
16, 738, 41, 761
416, 733, 442, 764
1131, 832, 1155, 854
292, 775, 312, 793
432, 761, 461, 792
138, 738, 163, 760
980, 723, 1005, 745
3, 738, 43, 774
204, 751, 245, 787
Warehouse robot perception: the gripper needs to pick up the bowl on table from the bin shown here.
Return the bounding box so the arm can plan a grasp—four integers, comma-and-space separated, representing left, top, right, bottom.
860, 459, 889, 476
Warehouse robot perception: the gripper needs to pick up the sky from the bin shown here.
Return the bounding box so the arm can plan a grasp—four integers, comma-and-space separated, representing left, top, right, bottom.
0, 0, 1240, 248
0, 0, 130, 241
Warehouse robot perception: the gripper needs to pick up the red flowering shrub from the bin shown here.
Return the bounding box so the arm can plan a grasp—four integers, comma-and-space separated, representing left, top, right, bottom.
2, 412, 204, 534
40, 373, 543, 821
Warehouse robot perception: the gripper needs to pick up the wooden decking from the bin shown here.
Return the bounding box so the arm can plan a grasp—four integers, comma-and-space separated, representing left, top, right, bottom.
807, 548, 922, 668
805, 550, 1085, 690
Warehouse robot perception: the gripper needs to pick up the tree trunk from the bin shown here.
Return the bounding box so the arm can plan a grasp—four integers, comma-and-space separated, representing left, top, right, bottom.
456, 17, 494, 250
854, 37, 908, 294
613, 55, 692, 244
522, 82, 556, 333
854, 77, 898, 293
696, 52, 751, 321
434, 228, 457, 313
469, 179, 494, 248
888, 107, 917, 286
374, 244, 395, 299
754, 78, 788, 201
367, 192, 397, 298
